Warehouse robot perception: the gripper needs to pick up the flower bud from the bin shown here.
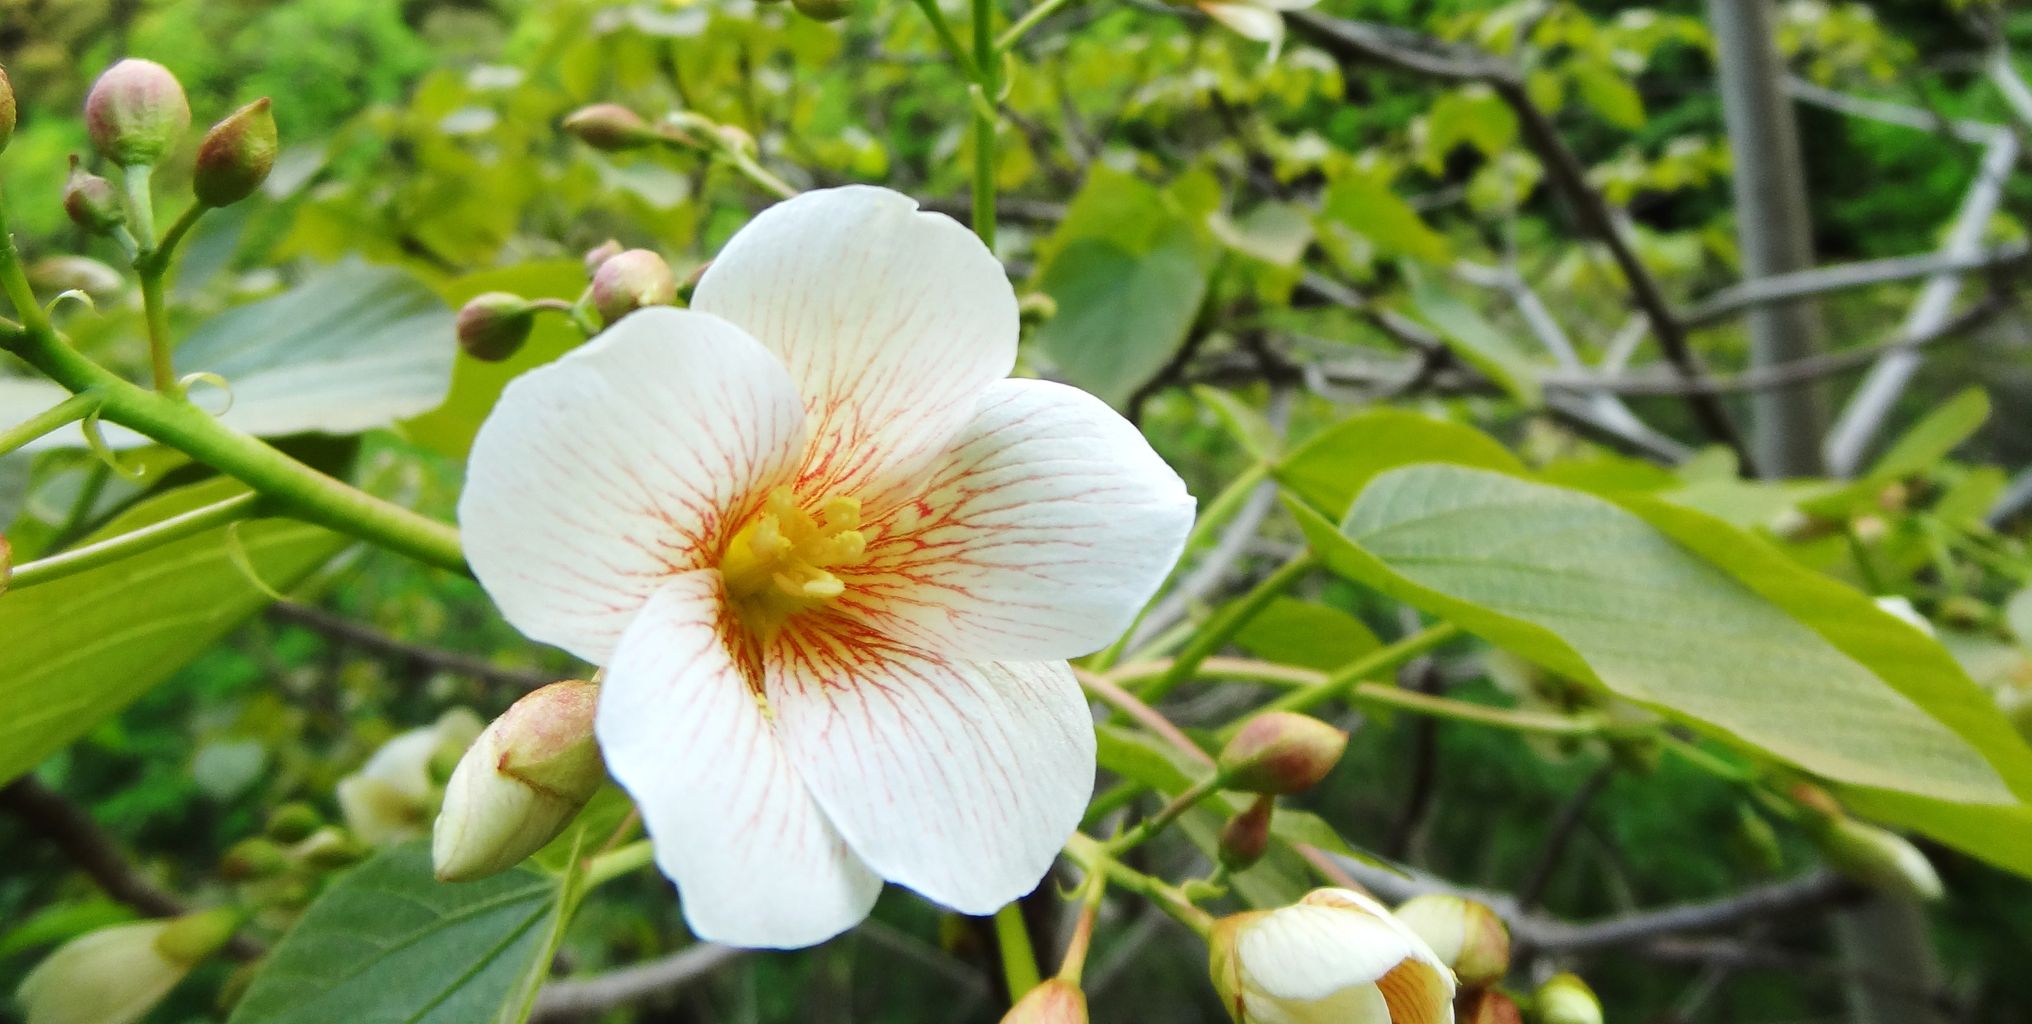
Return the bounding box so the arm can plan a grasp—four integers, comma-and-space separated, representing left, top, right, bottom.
1534, 972, 1602, 1024
792, 0, 854, 21
999, 979, 1088, 1024
0, 65, 16, 155
562, 103, 656, 151
1217, 712, 1347, 795
1218, 794, 1273, 872
63, 156, 126, 234
1460, 989, 1524, 1024
294, 826, 368, 871
15, 909, 235, 1024
434, 680, 605, 881
1814, 817, 1943, 901
1209, 888, 1454, 1023
336, 709, 483, 845
85, 59, 190, 167
1393, 893, 1510, 988
582, 238, 624, 278
192, 97, 277, 207
456, 292, 537, 362
590, 248, 677, 325
264, 801, 323, 843
220, 836, 291, 880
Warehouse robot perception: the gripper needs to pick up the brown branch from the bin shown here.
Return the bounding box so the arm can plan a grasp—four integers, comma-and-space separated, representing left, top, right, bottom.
267, 602, 562, 691
0, 777, 265, 961
530, 944, 744, 1021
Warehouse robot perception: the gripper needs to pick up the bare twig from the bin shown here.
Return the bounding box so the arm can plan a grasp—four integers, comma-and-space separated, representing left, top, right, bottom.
1515, 761, 1615, 911
530, 943, 745, 1021
267, 602, 561, 691
1681, 245, 2031, 328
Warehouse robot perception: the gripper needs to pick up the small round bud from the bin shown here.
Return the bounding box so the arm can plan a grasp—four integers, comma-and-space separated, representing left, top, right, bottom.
562, 103, 655, 151
1815, 817, 1944, 901
1460, 989, 1524, 1024
63, 156, 126, 234
1018, 291, 1058, 326
0, 65, 16, 155
220, 837, 291, 880
582, 238, 624, 278
1534, 973, 1602, 1024
1217, 712, 1348, 795
456, 292, 537, 362
1217, 794, 1273, 872
85, 58, 190, 167
792, 0, 854, 21
1393, 893, 1510, 988
264, 801, 323, 843
591, 248, 677, 325
295, 826, 369, 870
434, 681, 606, 881
193, 97, 277, 207
998, 978, 1088, 1024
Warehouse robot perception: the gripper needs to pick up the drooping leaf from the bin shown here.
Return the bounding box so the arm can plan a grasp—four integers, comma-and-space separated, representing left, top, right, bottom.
1291, 464, 2026, 806
1233, 598, 1381, 672
228, 842, 564, 1024
0, 480, 345, 785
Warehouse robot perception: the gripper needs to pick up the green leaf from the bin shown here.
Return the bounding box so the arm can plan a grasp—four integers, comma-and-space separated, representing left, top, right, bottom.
1572, 61, 1645, 129
1424, 85, 1520, 171
1209, 201, 1315, 267
1291, 464, 2026, 806
1276, 409, 1523, 520
1409, 276, 1541, 405
1319, 171, 1450, 266
229, 842, 565, 1024
1032, 228, 1209, 409
1233, 597, 1380, 672
1035, 165, 1170, 267
1868, 387, 1988, 481
0, 480, 345, 785
404, 260, 588, 459
1194, 385, 1282, 463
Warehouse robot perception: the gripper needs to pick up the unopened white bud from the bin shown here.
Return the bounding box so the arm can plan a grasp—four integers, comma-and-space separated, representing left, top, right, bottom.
434, 680, 605, 881
335, 708, 483, 845
16, 909, 236, 1024
1394, 893, 1510, 987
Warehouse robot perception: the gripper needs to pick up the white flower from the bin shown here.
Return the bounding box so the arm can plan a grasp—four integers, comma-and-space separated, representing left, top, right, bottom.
459, 185, 1194, 948
1211, 888, 1457, 1024
336, 709, 483, 845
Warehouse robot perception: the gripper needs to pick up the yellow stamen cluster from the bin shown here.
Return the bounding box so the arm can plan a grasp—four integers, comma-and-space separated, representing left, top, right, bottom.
721, 488, 866, 632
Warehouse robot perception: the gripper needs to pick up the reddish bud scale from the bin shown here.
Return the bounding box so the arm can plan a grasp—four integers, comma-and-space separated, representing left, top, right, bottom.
998, 979, 1088, 1024
63, 157, 126, 234
1459, 990, 1523, 1024
457, 292, 537, 362
194, 97, 278, 207
1218, 795, 1274, 871
582, 239, 624, 278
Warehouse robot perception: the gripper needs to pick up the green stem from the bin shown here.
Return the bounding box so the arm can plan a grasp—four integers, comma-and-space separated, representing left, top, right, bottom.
996, 0, 1078, 50
993, 901, 1041, 1000
582, 839, 656, 889
969, 0, 998, 249
1220, 622, 1462, 741
139, 269, 178, 394
1064, 833, 1214, 936
0, 184, 48, 338
153, 203, 206, 265
122, 165, 157, 251
1348, 682, 1603, 737
8, 492, 262, 590
1104, 772, 1224, 856
910, 0, 983, 80
1138, 553, 1314, 706
0, 392, 100, 457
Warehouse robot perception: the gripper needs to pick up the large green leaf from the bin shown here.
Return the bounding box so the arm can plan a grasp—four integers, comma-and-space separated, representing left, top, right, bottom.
1275, 408, 1523, 519
1032, 228, 1209, 409
0, 480, 345, 785
1291, 464, 2023, 806
229, 842, 565, 1024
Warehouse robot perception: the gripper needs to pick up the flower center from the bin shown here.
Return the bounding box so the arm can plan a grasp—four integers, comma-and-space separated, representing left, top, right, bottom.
720, 487, 867, 633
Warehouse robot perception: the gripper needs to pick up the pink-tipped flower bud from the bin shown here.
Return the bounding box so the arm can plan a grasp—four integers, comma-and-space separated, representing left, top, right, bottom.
85, 59, 190, 167
998, 979, 1088, 1024
63, 155, 126, 234
193, 97, 277, 207
0, 65, 16, 155
456, 292, 537, 362
1218, 794, 1274, 872
562, 103, 656, 152
1535, 973, 1603, 1024
582, 238, 624, 278
1217, 712, 1348, 795
792, 0, 854, 21
1393, 893, 1511, 988
591, 248, 677, 325
433, 681, 605, 881
1461, 990, 1524, 1024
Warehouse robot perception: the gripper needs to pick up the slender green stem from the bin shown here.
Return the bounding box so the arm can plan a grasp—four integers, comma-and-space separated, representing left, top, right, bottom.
909, 0, 983, 80
993, 901, 1041, 1000
1349, 682, 1603, 737
969, 0, 998, 249
582, 839, 656, 889
1219, 622, 1463, 741
0, 185, 48, 339
1064, 833, 1214, 936
1104, 773, 1223, 856
0, 392, 100, 457
139, 270, 178, 394
1056, 872, 1105, 983
996, 0, 1078, 50
8, 492, 262, 590
652, 134, 797, 201
1138, 553, 1315, 706
153, 203, 206, 266
122, 166, 158, 252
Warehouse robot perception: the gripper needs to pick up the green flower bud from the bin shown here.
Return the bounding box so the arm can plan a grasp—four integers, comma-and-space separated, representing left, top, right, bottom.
63, 156, 126, 234
1217, 712, 1347, 795
456, 292, 537, 362
591, 248, 677, 326
561, 103, 656, 151
264, 801, 323, 843
1814, 817, 1944, 901
1535, 973, 1602, 1024
85, 59, 190, 167
792, 0, 854, 21
294, 826, 369, 871
17, 910, 235, 1024
220, 836, 291, 880
0, 64, 16, 155
999, 979, 1088, 1023
434, 680, 605, 881
1218, 794, 1273, 872
1393, 893, 1511, 988
192, 97, 277, 207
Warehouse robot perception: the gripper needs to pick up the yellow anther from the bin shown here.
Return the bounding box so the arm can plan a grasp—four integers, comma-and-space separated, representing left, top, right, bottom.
721, 487, 867, 634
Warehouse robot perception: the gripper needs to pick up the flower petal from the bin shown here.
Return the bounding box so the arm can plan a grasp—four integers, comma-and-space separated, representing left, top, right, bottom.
691, 186, 1018, 496
843, 378, 1194, 661
459, 308, 807, 664
597, 572, 881, 948
765, 623, 1094, 914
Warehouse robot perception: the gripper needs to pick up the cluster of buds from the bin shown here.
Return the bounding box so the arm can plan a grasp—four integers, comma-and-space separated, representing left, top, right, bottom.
434, 680, 606, 881
455, 242, 678, 361
1209, 712, 1345, 872
15, 908, 239, 1024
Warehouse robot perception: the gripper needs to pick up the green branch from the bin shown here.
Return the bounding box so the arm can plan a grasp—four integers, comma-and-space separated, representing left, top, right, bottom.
8, 492, 262, 590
